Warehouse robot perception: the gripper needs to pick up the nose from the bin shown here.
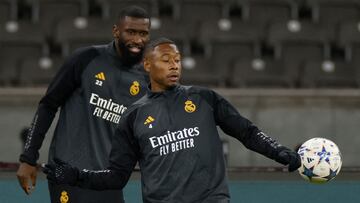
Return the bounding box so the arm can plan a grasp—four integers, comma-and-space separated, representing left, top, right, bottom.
133, 35, 142, 44
131, 32, 146, 45
169, 60, 179, 70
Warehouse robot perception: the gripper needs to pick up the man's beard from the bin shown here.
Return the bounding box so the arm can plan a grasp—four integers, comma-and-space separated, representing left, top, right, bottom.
117, 40, 144, 65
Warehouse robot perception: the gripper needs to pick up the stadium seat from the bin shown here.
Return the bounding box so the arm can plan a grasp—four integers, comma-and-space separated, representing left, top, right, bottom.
96, 0, 158, 19
267, 20, 334, 85
301, 59, 358, 88
0, 0, 17, 23
55, 17, 113, 57
338, 21, 360, 62
230, 57, 294, 88
150, 18, 191, 55
198, 19, 263, 83
0, 21, 48, 85
181, 55, 225, 87
18, 56, 62, 86
172, 0, 230, 37
0, 55, 18, 85
306, 0, 360, 26
235, 0, 299, 28
26, 0, 89, 37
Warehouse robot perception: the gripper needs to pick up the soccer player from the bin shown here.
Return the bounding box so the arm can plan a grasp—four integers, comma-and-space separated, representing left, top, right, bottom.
43, 38, 301, 203
16, 6, 151, 203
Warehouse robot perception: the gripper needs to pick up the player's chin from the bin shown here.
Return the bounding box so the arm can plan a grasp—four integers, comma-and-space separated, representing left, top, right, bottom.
128, 51, 143, 58
165, 81, 179, 88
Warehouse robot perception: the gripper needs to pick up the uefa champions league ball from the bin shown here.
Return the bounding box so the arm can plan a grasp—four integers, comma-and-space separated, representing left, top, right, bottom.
297, 138, 342, 183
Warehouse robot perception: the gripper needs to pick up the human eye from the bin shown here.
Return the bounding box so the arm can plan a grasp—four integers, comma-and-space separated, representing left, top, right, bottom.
161, 55, 170, 62
140, 31, 148, 37
126, 29, 135, 35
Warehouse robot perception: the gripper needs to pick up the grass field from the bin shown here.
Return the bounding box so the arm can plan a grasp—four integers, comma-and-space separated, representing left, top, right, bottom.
1, 171, 359, 203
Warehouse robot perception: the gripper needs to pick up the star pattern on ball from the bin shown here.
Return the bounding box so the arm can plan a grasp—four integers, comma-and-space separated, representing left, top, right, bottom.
302, 166, 316, 178
324, 169, 338, 180
317, 146, 331, 163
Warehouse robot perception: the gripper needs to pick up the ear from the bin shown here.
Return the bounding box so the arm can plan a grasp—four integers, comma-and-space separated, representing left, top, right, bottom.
112, 25, 119, 38
143, 58, 151, 73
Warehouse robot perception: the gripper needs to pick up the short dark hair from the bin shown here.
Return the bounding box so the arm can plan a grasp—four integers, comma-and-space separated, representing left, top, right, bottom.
117, 5, 150, 22
144, 37, 176, 56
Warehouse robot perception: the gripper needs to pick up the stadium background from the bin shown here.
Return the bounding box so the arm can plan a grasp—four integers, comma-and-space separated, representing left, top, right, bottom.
0, 0, 360, 202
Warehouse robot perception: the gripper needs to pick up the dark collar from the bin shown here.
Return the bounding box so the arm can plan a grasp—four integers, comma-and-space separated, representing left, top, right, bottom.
106, 40, 120, 58
147, 84, 181, 98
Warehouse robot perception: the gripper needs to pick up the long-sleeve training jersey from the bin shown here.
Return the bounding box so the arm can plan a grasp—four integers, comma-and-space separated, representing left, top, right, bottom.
75, 85, 289, 203
20, 41, 149, 170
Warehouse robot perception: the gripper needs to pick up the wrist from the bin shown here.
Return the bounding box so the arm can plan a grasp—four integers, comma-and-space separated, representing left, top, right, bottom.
19, 154, 37, 167
275, 146, 292, 165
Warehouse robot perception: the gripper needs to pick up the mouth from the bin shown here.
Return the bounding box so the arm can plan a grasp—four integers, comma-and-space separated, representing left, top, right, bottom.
167, 72, 179, 83
127, 44, 142, 53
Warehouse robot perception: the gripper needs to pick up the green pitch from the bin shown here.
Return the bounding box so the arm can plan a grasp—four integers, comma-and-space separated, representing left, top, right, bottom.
0, 180, 359, 203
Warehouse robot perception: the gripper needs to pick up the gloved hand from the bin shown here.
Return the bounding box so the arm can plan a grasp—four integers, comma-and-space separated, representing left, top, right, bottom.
276, 147, 301, 172
42, 158, 79, 185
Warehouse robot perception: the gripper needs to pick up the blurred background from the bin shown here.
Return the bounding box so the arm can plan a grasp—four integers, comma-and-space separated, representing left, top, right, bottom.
0, 0, 360, 202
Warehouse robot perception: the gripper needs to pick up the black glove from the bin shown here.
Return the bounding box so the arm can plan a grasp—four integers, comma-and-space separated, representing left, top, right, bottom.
42, 158, 79, 185
275, 147, 301, 172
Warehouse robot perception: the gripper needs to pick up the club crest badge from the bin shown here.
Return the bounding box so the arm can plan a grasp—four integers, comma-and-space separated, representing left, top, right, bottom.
184, 100, 196, 113
130, 81, 140, 96
60, 191, 69, 203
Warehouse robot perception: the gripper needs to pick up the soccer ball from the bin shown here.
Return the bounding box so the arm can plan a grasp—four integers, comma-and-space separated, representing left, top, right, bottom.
297, 137, 342, 183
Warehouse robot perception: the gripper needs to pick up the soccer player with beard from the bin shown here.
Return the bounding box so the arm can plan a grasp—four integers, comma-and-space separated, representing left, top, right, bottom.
16, 6, 150, 203
42, 38, 301, 203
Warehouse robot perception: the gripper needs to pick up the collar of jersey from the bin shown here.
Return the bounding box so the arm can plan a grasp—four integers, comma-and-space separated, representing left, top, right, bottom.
107, 41, 120, 58
147, 84, 181, 98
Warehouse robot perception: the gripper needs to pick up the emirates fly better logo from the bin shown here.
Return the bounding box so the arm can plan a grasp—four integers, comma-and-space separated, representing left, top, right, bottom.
89, 93, 127, 124
149, 127, 200, 156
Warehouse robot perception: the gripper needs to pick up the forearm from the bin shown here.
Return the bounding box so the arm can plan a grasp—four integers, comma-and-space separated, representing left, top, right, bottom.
20, 102, 57, 165
77, 169, 131, 191
220, 115, 283, 160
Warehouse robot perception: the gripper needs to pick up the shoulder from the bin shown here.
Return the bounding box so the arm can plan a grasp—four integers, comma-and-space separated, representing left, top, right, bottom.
122, 94, 151, 120
180, 85, 222, 108
181, 85, 216, 97
71, 46, 101, 60
130, 64, 149, 80
61, 46, 100, 69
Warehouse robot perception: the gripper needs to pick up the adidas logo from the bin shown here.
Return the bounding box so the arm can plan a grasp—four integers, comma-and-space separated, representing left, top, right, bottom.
95, 72, 106, 80
144, 116, 155, 128
307, 157, 314, 163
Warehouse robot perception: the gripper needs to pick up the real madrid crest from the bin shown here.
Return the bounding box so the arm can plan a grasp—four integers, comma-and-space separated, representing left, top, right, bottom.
184, 100, 196, 113
130, 81, 140, 96
60, 191, 69, 203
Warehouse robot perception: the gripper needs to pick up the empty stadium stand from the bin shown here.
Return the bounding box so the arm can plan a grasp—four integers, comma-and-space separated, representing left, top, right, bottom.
230, 57, 294, 88
0, 0, 358, 88
198, 19, 263, 85
306, 0, 360, 26
338, 20, 360, 62
18, 56, 61, 86
0, 0, 17, 23
0, 21, 48, 85
267, 20, 335, 86
96, 0, 157, 19
301, 59, 358, 88
26, 0, 89, 37
55, 17, 113, 57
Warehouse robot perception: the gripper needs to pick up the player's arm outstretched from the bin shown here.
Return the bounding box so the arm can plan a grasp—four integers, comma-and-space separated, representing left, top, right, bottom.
200, 88, 301, 172
16, 48, 98, 194
43, 108, 140, 190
